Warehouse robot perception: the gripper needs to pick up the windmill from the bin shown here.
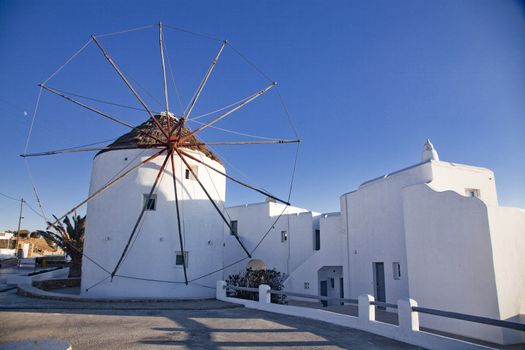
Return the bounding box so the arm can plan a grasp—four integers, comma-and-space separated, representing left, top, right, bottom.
22, 23, 300, 298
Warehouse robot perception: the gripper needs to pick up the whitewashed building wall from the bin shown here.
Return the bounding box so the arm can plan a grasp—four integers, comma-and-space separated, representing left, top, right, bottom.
82, 148, 226, 298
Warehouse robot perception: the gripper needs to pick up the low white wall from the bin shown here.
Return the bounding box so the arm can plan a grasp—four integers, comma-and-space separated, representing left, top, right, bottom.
7, 267, 70, 285
216, 281, 494, 350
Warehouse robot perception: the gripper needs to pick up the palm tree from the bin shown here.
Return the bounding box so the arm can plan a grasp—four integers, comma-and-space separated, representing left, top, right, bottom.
32, 215, 86, 278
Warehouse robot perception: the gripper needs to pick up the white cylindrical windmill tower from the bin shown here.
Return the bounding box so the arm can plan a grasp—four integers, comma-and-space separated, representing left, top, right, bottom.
81, 113, 227, 298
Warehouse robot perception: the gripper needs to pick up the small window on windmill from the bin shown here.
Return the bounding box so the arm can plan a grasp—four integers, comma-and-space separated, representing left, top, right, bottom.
175, 251, 188, 267
143, 194, 157, 211
230, 220, 238, 236
185, 165, 198, 180
281, 230, 288, 242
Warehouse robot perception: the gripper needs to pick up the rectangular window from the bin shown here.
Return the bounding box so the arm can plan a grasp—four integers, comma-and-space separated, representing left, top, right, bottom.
175, 251, 188, 267
281, 230, 288, 242
393, 262, 401, 280
143, 194, 157, 211
230, 220, 238, 236
185, 165, 198, 180
465, 188, 480, 198
314, 229, 320, 251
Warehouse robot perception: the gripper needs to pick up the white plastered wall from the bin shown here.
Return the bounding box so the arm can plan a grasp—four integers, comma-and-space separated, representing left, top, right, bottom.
81, 148, 226, 298
222, 202, 319, 278
403, 183, 525, 344
341, 161, 433, 303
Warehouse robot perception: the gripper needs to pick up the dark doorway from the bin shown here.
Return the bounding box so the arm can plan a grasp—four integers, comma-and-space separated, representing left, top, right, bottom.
320, 280, 328, 307
373, 262, 386, 309
339, 277, 344, 305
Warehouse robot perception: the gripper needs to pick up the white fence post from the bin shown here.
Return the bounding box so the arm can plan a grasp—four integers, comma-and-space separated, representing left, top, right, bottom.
216, 280, 226, 300
398, 298, 419, 334
259, 284, 271, 304
358, 294, 375, 324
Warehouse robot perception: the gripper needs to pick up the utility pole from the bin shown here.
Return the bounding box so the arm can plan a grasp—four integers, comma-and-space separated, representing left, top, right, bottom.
16, 198, 24, 238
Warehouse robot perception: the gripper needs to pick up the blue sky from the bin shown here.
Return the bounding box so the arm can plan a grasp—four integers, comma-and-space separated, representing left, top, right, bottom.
0, 0, 524, 231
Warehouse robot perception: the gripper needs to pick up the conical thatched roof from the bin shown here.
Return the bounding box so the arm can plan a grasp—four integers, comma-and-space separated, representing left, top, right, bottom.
97, 114, 221, 164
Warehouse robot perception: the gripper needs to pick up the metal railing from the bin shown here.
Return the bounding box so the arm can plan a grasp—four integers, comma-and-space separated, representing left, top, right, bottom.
413, 306, 525, 332
226, 285, 525, 332
370, 300, 398, 309
227, 286, 358, 304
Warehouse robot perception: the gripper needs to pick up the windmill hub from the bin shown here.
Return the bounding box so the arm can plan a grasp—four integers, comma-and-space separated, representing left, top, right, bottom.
168, 135, 178, 150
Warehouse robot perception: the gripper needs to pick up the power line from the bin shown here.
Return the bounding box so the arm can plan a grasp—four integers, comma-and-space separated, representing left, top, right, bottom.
0, 192, 20, 202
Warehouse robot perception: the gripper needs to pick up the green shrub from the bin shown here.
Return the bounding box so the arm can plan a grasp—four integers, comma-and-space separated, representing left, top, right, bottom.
226, 268, 287, 304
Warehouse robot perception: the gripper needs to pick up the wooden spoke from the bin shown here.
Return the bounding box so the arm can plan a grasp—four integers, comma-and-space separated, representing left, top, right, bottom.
20, 144, 164, 158
159, 22, 170, 128
169, 152, 188, 284
175, 148, 252, 258
179, 149, 290, 205
91, 35, 170, 140
47, 148, 167, 229
180, 139, 301, 146
111, 150, 172, 278
40, 84, 166, 144
178, 82, 276, 144
183, 40, 227, 121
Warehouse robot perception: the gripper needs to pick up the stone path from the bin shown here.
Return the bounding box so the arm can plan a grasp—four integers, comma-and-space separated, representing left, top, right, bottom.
0, 302, 422, 349
0, 288, 422, 350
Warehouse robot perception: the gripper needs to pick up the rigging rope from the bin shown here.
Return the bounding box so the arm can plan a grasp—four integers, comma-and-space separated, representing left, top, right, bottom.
23, 86, 48, 221
190, 92, 257, 121
227, 42, 274, 84
188, 119, 280, 141
195, 149, 232, 223
96, 24, 155, 38
162, 31, 185, 115
190, 282, 216, 290
23, 201, 46, 219
42, 39, 92, 86
41, 87, 149, 113
114, 274, 186, 284
189, 257, 249, 283
119, 65, 165, 111
206, 143, 276, 197
85, 275, 110, 292
275, 87, 300, 139
163, 24, 224, 42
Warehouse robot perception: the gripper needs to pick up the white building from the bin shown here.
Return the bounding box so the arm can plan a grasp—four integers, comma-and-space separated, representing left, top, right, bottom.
225, 140, 525, 345
0, 231, 16, 257
81, 125, 523, 344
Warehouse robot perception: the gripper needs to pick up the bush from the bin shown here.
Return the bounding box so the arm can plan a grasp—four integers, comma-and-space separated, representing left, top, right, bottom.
226, 268, 287, 304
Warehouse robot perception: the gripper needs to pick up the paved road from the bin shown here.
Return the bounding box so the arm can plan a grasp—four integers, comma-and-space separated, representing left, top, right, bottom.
0, 290, 422, 350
